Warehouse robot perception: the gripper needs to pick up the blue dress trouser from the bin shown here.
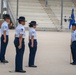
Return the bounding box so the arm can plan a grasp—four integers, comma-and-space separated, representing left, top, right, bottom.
0, 35, 8, 60
71, 41, 76, 63
28, 40, 37, 66
14, 38, 25, 71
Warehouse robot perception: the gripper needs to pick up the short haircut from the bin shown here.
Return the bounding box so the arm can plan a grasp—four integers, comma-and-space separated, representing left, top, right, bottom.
29, 24, 33, 27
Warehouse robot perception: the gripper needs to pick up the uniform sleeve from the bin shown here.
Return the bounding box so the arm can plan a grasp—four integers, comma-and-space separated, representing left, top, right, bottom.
31, 30, 35, 36
3, 25, 8, 31
74, 33, 76, 38
20, 28, 24, 34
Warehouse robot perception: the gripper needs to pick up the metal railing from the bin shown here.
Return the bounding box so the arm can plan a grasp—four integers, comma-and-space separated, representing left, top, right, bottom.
7, 0, 16, 27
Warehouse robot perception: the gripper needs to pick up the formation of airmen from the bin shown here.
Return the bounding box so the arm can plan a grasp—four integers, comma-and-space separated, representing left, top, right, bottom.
0, 14, 76, 73
0, 14, 38, 73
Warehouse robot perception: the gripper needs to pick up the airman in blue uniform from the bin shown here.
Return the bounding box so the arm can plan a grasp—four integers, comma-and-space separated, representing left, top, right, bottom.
28, 21, 38, 68
0, 14, 10, 63
14, 16, 26, 73
71, 23, 76, 65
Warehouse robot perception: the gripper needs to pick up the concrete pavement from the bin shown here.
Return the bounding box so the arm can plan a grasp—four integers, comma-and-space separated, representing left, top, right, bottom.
0, 30, 76, 75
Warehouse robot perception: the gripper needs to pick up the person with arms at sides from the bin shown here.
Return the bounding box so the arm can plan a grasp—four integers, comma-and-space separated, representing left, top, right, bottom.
14, 16, 26, 73
28, 21, 38, 68
0, 14, 10, 63
71, 23, 76, 65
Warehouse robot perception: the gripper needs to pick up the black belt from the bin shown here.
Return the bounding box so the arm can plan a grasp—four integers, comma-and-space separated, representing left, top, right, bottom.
1, 35, 8, 36
29, 39, 37, 40
15, 37, 24, 40
29, 39, 37, 42
72, 41, 76, 43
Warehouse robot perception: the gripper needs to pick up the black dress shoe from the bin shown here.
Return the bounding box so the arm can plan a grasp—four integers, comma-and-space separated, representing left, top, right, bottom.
15, 70, 26, 73
29, 65, 37, 68
1, 60, 9, 63
70, 62, 76, 65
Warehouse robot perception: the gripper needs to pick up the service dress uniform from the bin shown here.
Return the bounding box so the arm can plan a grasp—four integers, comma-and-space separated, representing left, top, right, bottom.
0, 21, 9, 62
71, 29, 76, 64
14, 16, 26, 72
14, 24, 25, 71
28, 21, 38, 67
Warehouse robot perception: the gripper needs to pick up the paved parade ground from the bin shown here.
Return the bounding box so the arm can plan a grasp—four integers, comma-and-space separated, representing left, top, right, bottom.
0, 30, 76, 75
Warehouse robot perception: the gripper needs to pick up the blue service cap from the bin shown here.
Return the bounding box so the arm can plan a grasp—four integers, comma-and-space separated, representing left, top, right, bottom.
29, 21, 38, 25
3, 14, 10, 19
17, 16, 27, 22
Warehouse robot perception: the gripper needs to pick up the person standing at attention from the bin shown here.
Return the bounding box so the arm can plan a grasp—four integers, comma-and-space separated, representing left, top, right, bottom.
0, 14, 10, 63
28, 21, 38, 68
14, 16, 26, 73
71, 23, 76, 65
